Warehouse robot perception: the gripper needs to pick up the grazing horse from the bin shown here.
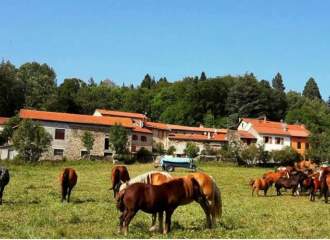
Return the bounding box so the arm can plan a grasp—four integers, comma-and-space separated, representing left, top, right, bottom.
0, 167, 10, 205
59, 168, 78, 202
263, 170, 289, 182
318, 167, 330, 203
249, 177, 274, 197
116, 178, 204, 236
119, 171, 222, 230
110, 166, 130, 198
275, 171, 308, 196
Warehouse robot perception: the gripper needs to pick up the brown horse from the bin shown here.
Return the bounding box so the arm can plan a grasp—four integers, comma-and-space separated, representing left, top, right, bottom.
275, 171, 308, 196
119, 171, 222, 230
110, 166, 130, 198
249, 177, 274, 197
306, 172, 323, 202
116, 178, 204, 235
263, 170, 289, 182
0, 167, 10, 205
318, 166, 330, 203
59, 168, 78, 202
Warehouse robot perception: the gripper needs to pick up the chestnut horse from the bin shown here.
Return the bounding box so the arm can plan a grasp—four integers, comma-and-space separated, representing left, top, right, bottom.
59, 168, 78, 202
263, 170, 289, 182
110, 166, 130, 198
116, 178, 204, 235
0, 167, 10, 205
119, 171, 222, 230
249, 177, 274, 197
318, 166, 330, 203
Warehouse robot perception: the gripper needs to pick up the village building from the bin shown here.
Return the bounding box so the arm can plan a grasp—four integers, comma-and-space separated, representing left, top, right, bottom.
237, 116, 310, 159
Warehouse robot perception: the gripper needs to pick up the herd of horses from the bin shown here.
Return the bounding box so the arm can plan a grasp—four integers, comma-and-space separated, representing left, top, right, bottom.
249, 165, 330, 203
1, 163, 330, 236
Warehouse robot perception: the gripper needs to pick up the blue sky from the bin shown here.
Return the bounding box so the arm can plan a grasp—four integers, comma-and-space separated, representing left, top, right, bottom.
1, 1, 329, 100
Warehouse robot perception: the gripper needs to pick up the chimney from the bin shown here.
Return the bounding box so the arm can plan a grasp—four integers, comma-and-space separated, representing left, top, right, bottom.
264, 116, 267, 123
282, 123, 287, 131
301, 124, 305, 129
200, 124, 204, 128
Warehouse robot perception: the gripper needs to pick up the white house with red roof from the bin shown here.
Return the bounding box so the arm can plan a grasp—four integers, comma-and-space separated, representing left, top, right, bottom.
0, 117, 10, 131
237, 116, 310, 154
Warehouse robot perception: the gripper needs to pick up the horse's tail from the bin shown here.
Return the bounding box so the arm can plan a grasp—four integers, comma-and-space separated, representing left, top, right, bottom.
113, 168, 120, 189
61, 169, 70, 191
213, 181, 222, 219
249, 179, 255, 186
116, 189, 126, 212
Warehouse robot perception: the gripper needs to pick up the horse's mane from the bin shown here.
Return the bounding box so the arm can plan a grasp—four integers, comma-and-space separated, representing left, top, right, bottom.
119, 171, 172, 192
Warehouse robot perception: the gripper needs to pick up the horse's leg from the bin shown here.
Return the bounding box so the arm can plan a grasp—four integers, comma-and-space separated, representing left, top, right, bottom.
164, 209, 175, 234
199, 199, 212, 229
149, 213, 157, 232
264, 189, 268, 197
158, 211, 164, 233
256, 188, 260, 197
118, 209, 128, 234
124, 210, 137, 236
0, 186, 4, 205
325, 188, 329, 204
251, 186, 255, 197
67, 188, 72, 202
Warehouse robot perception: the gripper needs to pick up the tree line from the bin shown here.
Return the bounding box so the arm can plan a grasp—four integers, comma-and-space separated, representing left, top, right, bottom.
1, 59, 330, 164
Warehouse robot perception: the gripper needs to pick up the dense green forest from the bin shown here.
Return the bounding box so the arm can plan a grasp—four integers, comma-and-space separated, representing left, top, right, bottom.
1, 60, 330, 163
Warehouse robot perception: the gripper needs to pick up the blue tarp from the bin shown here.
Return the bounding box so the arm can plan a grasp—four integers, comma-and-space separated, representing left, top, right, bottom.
160, 157, 193, 164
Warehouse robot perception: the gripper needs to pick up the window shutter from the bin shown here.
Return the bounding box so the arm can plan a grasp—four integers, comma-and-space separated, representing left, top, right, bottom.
263, 136, 266, 143
281, 138, 284, 145
269, 137, 272, 144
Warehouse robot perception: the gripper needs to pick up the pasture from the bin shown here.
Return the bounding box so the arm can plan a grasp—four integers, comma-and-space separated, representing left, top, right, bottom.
0, 160, 329, 239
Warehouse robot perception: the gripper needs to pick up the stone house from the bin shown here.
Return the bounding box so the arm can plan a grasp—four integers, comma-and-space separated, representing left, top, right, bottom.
12, 109, 137, 160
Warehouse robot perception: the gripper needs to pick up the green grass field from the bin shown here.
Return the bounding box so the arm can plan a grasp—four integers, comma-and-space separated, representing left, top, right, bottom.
0, 160, 329, 239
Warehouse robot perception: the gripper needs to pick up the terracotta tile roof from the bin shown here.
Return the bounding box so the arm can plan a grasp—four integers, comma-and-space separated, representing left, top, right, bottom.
241, 118, 310, 137
168, 133, 227, 142
167, 124, 227, 133
236, 131, 257, 139
19, 109, 135, 128
146, 121, 170, 130
133, 126, 153, 134
95, 109, 145, 119
0, 117, 10, 125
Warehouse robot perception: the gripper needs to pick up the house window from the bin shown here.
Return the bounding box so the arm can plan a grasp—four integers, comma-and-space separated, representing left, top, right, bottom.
54, 149, 64, 156
275, 137, 284, 145
247, 139, 251, 145
306, 143, 309, 149
297, 142, 301, 149
158, 131, 163, 138
81, 151, 89, 157
104, 137, 109, 150
104, 152, 113, 157
133, 135, 138, 140
141, 136, 147, 142
263, 136, 272, 144
55, 129, 65, 140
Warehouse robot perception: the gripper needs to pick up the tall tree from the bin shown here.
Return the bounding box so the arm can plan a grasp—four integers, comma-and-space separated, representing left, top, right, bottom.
0, 60, 23, 117
57, 78, 85, 113
302, 77, 322, 100
200, 71, 207, 81
17, 62, 57, 110
226, 74, 263, 126
140, 74, 155, 89
272, 73, 285, 91
270, 73, 287, 121
327, 95, 330, 108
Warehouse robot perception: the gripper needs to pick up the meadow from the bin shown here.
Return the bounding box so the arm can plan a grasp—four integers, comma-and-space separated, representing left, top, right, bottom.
0, 160, 329, 239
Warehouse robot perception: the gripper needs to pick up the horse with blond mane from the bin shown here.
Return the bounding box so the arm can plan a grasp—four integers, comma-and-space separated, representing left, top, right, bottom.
119, 171, 222, 230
